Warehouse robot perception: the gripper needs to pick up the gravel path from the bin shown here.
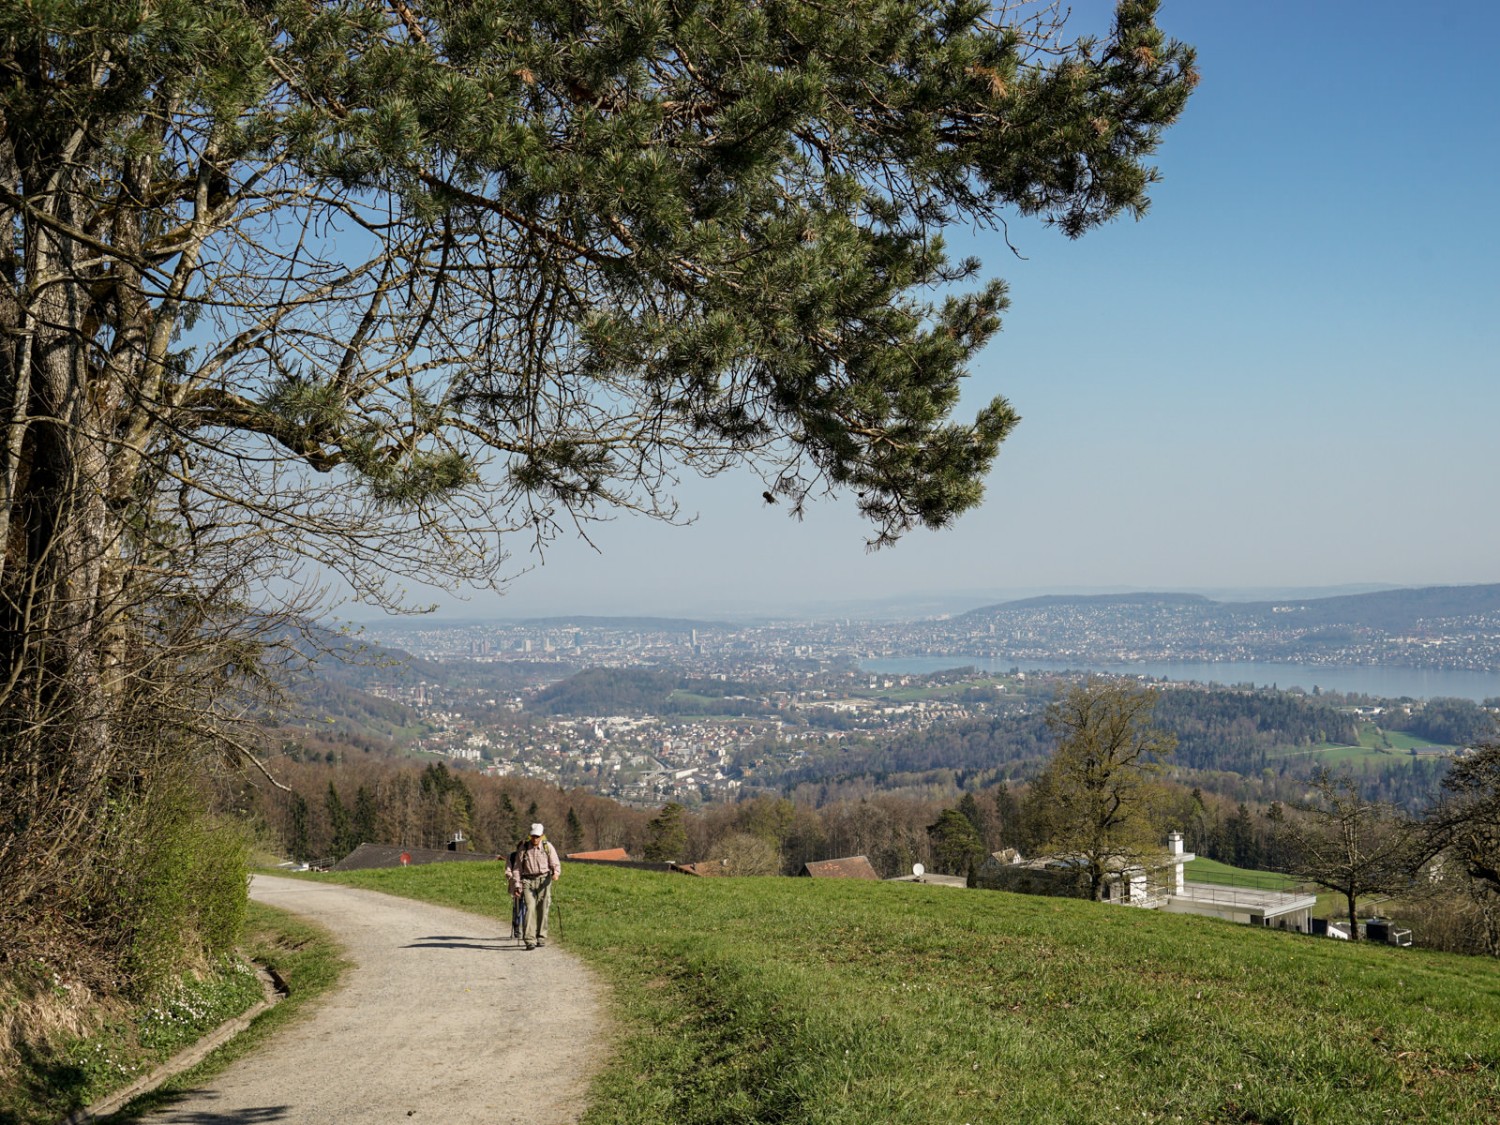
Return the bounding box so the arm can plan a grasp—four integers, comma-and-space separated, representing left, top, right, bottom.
137, 874, 606, 1125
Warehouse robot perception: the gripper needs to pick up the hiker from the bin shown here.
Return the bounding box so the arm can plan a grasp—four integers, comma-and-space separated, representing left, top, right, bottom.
508, 823, 561, 950
504, 838, 528, 940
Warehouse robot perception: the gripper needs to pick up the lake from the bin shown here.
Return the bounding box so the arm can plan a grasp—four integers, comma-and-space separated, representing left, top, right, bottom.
858, 656, 1500, 702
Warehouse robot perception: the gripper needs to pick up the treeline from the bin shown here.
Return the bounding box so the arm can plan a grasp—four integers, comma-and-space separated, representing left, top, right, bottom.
769, 688, 1368, 790
1151, 689, 1359, 771
1383, 697, 1496, 747
250, 757, 648, 864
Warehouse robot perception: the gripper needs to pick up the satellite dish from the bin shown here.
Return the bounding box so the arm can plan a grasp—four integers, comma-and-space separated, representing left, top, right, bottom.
912, 863, 925, 878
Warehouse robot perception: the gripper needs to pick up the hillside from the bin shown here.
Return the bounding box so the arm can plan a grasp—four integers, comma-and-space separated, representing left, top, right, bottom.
325, 862, 1500, 1124
965, 584, 1500, 631
954, 584, 1500, 669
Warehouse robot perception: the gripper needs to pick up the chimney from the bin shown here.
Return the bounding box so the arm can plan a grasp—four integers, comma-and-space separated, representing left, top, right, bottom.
1168, 832, 1185, 895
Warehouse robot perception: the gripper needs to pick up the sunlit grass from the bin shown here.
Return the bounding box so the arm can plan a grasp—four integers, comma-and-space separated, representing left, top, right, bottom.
323, 862, 1500, 1124
1183, 856, 1304, 891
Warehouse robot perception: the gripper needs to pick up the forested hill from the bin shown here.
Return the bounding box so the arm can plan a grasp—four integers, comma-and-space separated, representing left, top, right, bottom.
979, 592, 1216, 612
949, 584, 1500, 667
1233, 584, 1500, 630
775, 688, 1365, 788
963, 584, 1500, 629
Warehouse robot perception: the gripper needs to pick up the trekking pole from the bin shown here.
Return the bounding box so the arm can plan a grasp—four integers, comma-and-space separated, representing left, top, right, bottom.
551, 882, 561, 940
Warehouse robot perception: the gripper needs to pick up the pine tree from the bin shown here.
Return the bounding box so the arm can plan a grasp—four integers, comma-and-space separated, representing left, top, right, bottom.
353, 786, 379, 848
0, 0, 1195, 978
645, 803, 688, 863
498, 794, 520, 848
928, 808, 987, 877
287, 792, 312, 864
326, 782, 356, 861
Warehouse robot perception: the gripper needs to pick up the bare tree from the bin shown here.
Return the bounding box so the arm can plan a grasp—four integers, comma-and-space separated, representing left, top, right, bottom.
1426, 744, 1500, 895
1025, 679, 1176, 901
1269, 770, 1422, 940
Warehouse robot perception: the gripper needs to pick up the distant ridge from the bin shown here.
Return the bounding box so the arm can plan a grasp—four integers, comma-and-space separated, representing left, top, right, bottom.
964, 584, 1500, 631
971, 591, 1214, 613
1231, 584, 1500, 630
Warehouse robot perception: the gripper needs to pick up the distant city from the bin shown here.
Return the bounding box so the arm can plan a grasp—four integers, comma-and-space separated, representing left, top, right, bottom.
364, 585, 1500, 674
317, 585, 1500, 805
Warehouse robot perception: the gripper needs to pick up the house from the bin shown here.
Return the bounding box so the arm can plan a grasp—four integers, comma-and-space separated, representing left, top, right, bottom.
1157, 833, 1319, 931
974, 833, 1319, 932
799, 856, 881, 880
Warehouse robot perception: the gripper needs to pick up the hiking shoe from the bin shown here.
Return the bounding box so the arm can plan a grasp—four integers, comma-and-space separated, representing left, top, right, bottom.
525, 943, 536, 950
536, 939, 546, 947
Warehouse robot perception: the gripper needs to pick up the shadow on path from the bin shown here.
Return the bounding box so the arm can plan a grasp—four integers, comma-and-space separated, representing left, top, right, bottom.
148, 1091, 290, 1123
404, 934, 514, 951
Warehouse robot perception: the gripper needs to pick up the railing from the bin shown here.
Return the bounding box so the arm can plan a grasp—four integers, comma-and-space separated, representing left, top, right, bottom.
1175, 881, 1316, 908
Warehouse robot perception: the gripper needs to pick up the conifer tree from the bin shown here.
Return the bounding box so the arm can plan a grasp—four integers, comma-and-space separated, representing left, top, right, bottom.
645, 802, 688, 862
353, 785, 379, 849
0, 0, 1194, 972
927, 807, 987, 877
326, 781, 357, 860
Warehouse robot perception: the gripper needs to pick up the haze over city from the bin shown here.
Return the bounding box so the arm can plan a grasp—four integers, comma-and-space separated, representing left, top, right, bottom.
345, 0, 1500, 622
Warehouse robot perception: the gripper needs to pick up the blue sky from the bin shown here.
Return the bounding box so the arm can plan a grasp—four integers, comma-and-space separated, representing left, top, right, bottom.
356, 1, 1500, 621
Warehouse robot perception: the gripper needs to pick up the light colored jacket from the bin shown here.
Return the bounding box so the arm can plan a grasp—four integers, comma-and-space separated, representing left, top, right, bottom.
509, 839, 560, 893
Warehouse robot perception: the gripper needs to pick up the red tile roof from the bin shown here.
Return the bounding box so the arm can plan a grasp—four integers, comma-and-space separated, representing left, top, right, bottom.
799, 856, 881, 880
566, 847, 631, 861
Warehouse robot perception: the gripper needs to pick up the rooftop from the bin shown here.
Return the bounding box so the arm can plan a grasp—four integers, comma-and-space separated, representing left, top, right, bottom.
1173, 881, 1318, 918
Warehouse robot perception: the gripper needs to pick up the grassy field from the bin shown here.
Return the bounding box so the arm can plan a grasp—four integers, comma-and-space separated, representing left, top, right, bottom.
1354, 724, 1447, 753
1182, 857, 1305, 892
1262, 722, 1455, 773
322, 862, 1500, 1124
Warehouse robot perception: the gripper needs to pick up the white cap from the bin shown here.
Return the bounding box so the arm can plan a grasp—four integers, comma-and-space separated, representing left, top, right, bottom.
530, 823, 545, 837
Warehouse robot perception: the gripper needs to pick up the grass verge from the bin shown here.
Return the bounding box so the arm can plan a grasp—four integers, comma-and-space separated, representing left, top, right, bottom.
321, 862, 1500, 1124
96, 901, 348, 1122
2, 955, 261, 1125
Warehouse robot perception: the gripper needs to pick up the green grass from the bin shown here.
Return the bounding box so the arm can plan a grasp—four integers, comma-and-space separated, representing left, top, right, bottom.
320, 863, 1500, 1124
862, 676, 1008, 703
1183, 857, 1305, 892
1267, 725, 1454, 771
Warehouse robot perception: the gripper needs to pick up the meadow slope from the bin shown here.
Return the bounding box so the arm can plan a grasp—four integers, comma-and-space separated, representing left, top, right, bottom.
322, 863, 1500, 1124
